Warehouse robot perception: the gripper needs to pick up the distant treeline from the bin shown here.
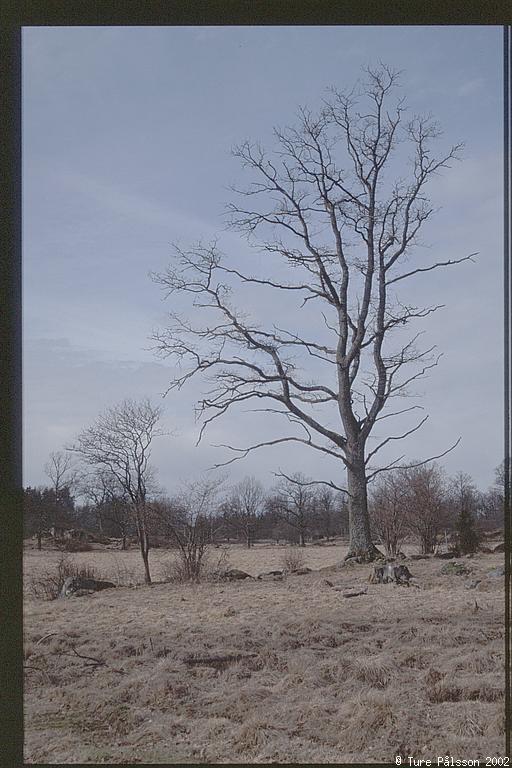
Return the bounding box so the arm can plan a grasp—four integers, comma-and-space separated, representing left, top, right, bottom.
23, 462, 504, 554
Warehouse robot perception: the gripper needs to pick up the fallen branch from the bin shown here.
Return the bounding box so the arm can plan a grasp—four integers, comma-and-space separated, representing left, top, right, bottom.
330, 583, 363, 592
66, 645, 126, 675
35, 632, 58, 646
183, 652, 257, 667
342, 587, 368, 598
70, 646, 106, 666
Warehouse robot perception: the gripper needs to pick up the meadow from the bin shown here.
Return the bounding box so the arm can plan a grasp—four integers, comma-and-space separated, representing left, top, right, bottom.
23, 541, 505, 764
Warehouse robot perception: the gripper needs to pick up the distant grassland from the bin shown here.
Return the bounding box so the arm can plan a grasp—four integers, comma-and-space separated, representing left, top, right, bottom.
24, 543, 505, 764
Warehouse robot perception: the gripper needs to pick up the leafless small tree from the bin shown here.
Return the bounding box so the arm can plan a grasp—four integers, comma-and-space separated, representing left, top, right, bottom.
268, 472, 315, 547
24, 450, 79, 550
481, 462, 505, 531
157, 476, 224, 582
448, 471, 480, 554
313, 486, 346, 540
44, 450, 77, 499
221, 476, 264, 548
71, 398, 163, 583
78, 468, 132, 549
152, 64, 470, 561
403, 463, 448, 554
368, 470, 409, 556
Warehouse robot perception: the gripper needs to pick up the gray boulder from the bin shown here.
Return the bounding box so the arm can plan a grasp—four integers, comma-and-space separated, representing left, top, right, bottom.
223, 568, 254, 581
59, 576, 116, 598
257, 570, 284, 581
487, 566, 505, 578
435, 550, 460, 560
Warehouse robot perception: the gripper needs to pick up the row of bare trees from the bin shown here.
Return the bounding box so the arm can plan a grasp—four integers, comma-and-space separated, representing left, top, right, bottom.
369, 463, 504, 555
221, 474, 348, 548
24, 397, 504, 582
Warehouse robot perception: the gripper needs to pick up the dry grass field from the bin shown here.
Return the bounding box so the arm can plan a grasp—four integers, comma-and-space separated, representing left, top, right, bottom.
23, 542, 505, 764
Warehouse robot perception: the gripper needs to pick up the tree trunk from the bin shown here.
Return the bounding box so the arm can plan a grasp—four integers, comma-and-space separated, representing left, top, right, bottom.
140, 532, 151, 584
299, 530, 306, 548
345, 451, 382, 562
96, 511, 104, 535
135, 509, 152, 584
37, 530, 42, 551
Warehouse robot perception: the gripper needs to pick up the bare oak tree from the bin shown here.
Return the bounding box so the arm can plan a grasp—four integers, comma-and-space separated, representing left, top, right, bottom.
71, 398, 162, 583
152, 65, 470, 561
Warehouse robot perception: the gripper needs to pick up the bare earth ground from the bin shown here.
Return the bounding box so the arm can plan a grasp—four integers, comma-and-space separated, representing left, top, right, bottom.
23, 543, 505, 764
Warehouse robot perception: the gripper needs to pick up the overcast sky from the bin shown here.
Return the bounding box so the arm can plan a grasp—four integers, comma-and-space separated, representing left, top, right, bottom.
22, 25, 503, 494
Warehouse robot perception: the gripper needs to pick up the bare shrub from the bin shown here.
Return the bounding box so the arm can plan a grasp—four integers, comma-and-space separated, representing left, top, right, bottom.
161, 553, 199, 584
281, 546, 306, 573
29, 555, 98, 600
162, 546, 232, 584
157, 477, 223, 582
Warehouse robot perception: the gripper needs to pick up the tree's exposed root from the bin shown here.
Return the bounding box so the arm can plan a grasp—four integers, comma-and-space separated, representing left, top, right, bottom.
344, 544, 385, 564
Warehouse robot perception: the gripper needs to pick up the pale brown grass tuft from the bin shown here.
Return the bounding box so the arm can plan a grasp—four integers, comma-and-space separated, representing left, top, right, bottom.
353, 655, 393, 688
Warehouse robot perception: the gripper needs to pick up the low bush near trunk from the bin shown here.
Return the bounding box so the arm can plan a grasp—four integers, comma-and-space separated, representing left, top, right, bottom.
29, 555, 99, 600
